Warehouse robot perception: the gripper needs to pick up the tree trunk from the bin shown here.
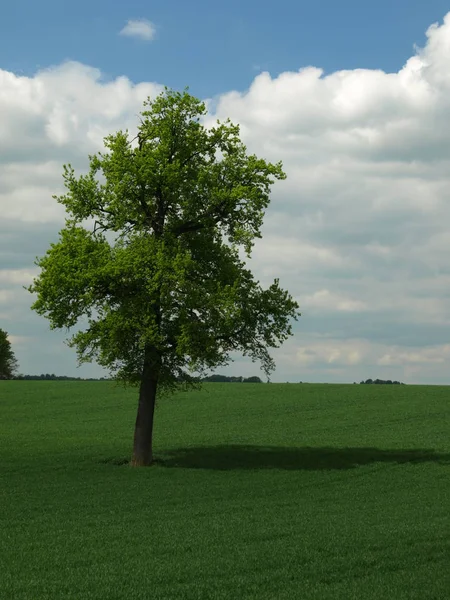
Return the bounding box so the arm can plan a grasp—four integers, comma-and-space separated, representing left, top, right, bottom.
131, 349, 159, 467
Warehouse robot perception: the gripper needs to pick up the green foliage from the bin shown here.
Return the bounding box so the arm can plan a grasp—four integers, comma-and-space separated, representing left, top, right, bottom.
1, 381, 450, 599
0, 329, 18, 379
27, 88, 299, 392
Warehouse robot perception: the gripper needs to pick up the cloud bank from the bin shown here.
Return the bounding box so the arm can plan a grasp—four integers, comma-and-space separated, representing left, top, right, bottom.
2, 14, 450, 382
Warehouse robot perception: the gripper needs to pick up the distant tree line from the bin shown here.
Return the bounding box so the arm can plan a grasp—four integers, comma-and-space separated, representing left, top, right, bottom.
7, 373, 263, 383
201, 375, 263, 383
5, 373, 407, 385
359, 378, 405, 385
13, 374, 111, 381
11, 373, 263, 383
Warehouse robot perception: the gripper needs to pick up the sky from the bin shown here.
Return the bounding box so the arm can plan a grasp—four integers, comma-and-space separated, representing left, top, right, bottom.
1, 0, 450, 384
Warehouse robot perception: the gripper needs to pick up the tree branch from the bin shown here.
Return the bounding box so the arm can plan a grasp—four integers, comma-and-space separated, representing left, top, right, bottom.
138, 184, 156, 230
93, 220, 108, 235
214, 323, 248, 349
171, 199, 229, 237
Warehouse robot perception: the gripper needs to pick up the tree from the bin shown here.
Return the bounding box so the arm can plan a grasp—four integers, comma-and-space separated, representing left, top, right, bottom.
0, 329, 19, 380
27, 88, 300, 466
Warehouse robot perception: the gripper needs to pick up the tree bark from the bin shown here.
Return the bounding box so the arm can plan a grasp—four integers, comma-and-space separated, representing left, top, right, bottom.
131, 347, 160, 466
131, 199, 164, 467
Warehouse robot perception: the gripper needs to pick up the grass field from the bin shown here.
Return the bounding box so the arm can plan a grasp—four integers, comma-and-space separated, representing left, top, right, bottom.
1, 381, 449, 600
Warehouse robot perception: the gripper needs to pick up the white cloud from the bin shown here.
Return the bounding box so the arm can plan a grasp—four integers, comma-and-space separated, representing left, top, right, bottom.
299, 290, 367, 313
8, 335, 33, 347
377, 350, 445, 366
0, 61, 162, 223
270, 337, 450, 384
292, 339, 370, 367
2, 14, 450, 381
0, 269, 38, 285
119, 19, 156, 41
0, 290, 14, 304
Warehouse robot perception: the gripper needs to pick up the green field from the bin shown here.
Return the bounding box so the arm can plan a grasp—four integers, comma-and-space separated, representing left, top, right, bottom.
1, 381, 449, 599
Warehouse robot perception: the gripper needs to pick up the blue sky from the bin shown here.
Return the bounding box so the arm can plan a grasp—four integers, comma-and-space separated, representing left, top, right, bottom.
2, 1, 450, 383
2, 0, 450, 97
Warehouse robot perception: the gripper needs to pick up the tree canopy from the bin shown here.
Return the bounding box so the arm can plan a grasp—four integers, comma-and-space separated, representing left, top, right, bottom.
0, 329, 19, 380
27, 88, 300, 465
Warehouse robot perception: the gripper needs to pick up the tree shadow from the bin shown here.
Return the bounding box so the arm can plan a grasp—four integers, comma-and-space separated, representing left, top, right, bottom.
153, 445, 450, 471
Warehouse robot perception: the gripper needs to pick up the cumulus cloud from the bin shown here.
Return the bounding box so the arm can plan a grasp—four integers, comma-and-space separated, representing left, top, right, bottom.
119, 19, 156, 41
0, 62, 162, 222
2, 14, 450, 381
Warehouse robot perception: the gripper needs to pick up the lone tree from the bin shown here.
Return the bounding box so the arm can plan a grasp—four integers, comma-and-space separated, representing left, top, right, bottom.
0, 329, 19, 380
27, 89, 300, 466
